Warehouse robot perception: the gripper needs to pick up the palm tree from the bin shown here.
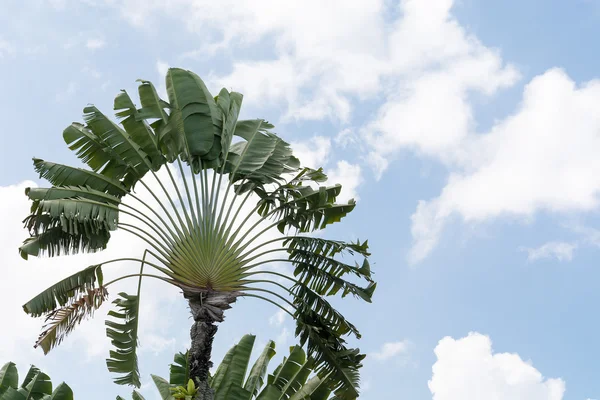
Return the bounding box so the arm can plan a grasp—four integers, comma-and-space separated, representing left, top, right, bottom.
19, 68, 375, 400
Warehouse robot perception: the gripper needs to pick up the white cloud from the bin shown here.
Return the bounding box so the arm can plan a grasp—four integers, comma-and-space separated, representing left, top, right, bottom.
370, 340, 410, 361
0, 38, 15, 58
97, 0, 599, 265
85, 38, 106, 50
156, 60, 169, 77
290, 136, 331, 170
328, 160, 362, 203
521, 241, 578, 262
409, 69, 600, 263
268, 309, 286, 327
429, 333, 565, 400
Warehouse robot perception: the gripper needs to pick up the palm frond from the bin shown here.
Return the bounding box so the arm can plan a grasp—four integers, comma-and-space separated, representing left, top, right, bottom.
166, 68, 222, 171
169, 351, 190, 386
114, 90, 165, 171
33, 159, 128, 197
34, 287, 108, 354
106, 292, 142, 387
294, 311, 364, 400
284, 237, 375, 302
23, 264, 104, 317
80, 105, 150, 191
243, 340, 275, 397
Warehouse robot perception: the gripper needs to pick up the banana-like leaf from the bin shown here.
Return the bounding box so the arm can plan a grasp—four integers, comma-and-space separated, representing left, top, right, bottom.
215, 382, 252, 400
265, 345, 307, 396
295, 312, 364, 400
0, 363, 74, 400
216, 89, 243, 162
26, 186, 121, 205
1, 365, 52, 400
114, 90, 164, 172
227, 120, 278, 178
292, 284, 360, 339
284, 237, 375, 303
63, 122, 126, 178
83, 105, 150, 183
243, 340, 276, 397
20, 185, 121, 260
136, 80, 170, 121
115, 391, 145, 400
0, 363, 18, 396
287, 376, 330, 400
257, 183, 355, 233
169, 352, 190, 386
48, 383, 74, 400
226, 120, 299, 190
34, 287, 108, 354
27, 197, 119, 233
150, 375, 174, 400
166, 68, 222, 170
32, 159, 128, 198
106, 292, 142, 387
19, 225, 110, 259
211, 345, 235, 393
23, 264, 104, 317
255, 385, 282, 400
214, 335, 256, 399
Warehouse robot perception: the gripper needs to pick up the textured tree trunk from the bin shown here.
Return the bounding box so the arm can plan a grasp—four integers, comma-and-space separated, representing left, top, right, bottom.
186, 290, 239, 400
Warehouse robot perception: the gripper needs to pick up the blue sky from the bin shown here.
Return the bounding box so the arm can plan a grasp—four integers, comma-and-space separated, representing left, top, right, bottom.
1, 0, 600, 399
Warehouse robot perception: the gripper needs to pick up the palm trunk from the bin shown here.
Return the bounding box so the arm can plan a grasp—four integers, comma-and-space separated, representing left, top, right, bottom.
186, 290, 239, 400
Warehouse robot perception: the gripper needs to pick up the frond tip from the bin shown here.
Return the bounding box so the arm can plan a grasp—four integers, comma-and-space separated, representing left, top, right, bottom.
34, 287, 108, 354
106, 292, 142, 388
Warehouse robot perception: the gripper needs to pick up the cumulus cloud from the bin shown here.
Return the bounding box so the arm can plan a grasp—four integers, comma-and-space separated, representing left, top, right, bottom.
409, 69, 600, 263
521, 241, 578, 262
370, 340, 410, 361
429, 333, 565, 400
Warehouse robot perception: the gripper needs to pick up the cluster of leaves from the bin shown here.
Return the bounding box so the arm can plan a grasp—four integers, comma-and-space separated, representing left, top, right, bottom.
0, 362, 73, 400
119, 334, 344, 400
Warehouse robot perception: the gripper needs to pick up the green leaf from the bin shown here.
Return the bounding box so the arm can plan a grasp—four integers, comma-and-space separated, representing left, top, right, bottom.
106, 292, 142, 387
267, 346, 306, 392
243, 340, 275, 397
169, 352, 190, 386
23, 264, 104, 317
166, 68, 222, 169
255, 385, 282, 400
83, 105, 151, 184
136, 80, 169, 121
287, 375, 331, 400
214, 335, 256, 400
217, 89, 243, 162
150, 375, 174, 400
114, 90, 165, 171
63, 122, 126, 178
295, 313, 364, 400
284, 237, 375, 305
132, 391, 146, 400
0, 363, 18, 395
26, 186, 121, 205
226, 120, 279, 181
49, 383, 74, 400
21, 366, 53, 399
32, 159, 128, 198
